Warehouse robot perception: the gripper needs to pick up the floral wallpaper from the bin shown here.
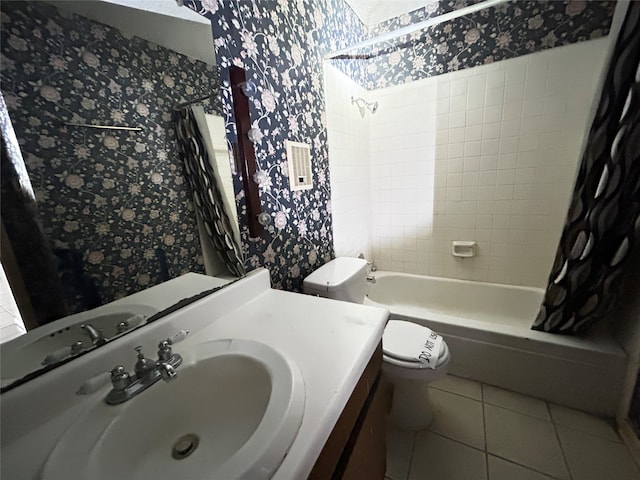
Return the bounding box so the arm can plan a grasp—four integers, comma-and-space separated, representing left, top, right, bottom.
184, 0, 367, 291
338, 0, 616, 90
0, 2, 223, 314
181, 0, 612, 291
180, 0, 614, 292
1, 0, 614, 306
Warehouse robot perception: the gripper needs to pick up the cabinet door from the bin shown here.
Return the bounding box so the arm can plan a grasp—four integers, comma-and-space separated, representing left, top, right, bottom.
308, 345, 384, 480
338, 376, 387, 480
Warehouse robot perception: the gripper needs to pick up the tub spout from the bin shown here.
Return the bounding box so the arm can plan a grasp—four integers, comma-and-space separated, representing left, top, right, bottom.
366, 274, 376, 284
81, 323, 106, 346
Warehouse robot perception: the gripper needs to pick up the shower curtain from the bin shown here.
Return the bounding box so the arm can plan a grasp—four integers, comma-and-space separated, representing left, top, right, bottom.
0, 93, 68, 326
173, 107, 246, 278
532, 3, 640, 334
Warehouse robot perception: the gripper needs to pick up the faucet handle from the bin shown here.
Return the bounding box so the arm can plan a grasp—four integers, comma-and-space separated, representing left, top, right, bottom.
110, 365, 131, 391
134, 346, 156, 377
157, 340, 172, 361
158, 363, 177, 382
168, 330, 189, 345
116, 320, 130, 334
76, 371, 110, 395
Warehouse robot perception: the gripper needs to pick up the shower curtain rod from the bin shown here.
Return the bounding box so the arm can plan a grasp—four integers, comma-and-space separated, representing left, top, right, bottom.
325, 0, 509, 59
63, 122, 143, 131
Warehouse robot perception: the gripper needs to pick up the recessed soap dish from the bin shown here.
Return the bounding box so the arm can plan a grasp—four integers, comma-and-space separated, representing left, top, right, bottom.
452, 241, 477, 258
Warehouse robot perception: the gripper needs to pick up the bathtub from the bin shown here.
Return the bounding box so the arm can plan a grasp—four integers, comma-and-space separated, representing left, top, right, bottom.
365, 271, 627, 416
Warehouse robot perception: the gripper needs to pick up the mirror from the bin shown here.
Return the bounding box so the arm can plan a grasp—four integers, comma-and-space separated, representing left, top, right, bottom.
0, 0, 242, 386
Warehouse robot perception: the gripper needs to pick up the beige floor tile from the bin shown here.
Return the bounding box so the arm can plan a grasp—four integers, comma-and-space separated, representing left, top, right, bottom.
557, 426, 640, 480
430, 374, 483, 400
549, 404, 620, 443
428, 387, 485, 449
482, 384, 550, 421
410, 431, 487, 480
488, 455, 557, 480
485, 404, 569, 479
386, 427, 416, 480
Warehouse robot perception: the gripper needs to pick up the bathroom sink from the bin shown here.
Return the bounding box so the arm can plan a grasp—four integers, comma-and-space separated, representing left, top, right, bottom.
42, 339, 305, 480
1, 304, 156, 382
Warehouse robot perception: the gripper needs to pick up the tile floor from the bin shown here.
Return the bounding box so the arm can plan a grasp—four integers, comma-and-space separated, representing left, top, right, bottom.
386, 375, 640, 480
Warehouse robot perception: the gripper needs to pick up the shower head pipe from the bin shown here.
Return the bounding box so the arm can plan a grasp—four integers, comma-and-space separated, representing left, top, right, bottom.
351, 96, 378, 116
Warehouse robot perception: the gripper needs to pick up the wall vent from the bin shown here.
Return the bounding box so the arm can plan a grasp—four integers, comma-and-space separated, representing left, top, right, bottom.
285, 140, 313, 191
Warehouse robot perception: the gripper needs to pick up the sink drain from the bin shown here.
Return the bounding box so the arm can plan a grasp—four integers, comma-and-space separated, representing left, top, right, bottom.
172, 433, 199, 460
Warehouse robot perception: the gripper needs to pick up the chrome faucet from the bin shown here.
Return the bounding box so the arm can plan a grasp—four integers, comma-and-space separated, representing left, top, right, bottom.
81, 323, 107, 346
366, 274, 376, 284
105, 339, 182, 405
357, 253, 377, 272
133, 346, 157, 377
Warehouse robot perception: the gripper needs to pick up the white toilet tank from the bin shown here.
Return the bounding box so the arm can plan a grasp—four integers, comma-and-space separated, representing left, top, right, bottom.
302, 257, 368, 303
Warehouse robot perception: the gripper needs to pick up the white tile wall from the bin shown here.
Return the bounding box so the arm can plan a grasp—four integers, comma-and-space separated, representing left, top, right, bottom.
368, 38, 612, 287
325, 64, 372, 258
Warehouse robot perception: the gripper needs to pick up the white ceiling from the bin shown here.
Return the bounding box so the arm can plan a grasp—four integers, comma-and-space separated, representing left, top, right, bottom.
47, 0, 216, 65
344, 0, 433, 26
49, 0, 436, 61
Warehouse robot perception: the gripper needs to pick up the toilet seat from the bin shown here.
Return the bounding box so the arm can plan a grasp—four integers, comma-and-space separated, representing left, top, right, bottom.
383, 342, 450, 369
383, 320, 449, 369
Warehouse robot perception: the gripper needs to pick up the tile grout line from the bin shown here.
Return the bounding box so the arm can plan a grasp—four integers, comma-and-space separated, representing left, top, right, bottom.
427, 429, 486, 454
425, 378, 628, 480
482, 383, 555, 422
429, 383, 483, 402
488, 452, 565, 480
481, 383, 490, 479
427, 404, 561, 480
483, 399, 554, 423
551, 421, 625, 444
548, 401, 574, 480
546, 406, 624, 445
480, 400, 491, 480
483, 384, 565, 480
404, 430, 418, 480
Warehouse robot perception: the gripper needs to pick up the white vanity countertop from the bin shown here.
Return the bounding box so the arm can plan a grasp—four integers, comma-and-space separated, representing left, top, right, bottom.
184, 274, 388, 479
0, 268, 388, 480
109, 272, 231, 311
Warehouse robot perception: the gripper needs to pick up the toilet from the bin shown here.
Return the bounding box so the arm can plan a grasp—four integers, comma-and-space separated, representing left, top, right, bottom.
303, 257, 450, 430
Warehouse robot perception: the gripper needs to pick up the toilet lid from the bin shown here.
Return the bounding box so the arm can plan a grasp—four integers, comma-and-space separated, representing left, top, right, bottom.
383, 320, 445, 364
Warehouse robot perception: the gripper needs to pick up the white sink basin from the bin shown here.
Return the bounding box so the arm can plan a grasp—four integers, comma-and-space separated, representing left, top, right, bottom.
42, 339, 305, 480
1, 304, 156, 382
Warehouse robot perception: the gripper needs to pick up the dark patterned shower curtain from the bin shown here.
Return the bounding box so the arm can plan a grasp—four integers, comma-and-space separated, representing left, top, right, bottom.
173, 107, 246, 277
532, 4, 640, 334
0, 93, 68, 326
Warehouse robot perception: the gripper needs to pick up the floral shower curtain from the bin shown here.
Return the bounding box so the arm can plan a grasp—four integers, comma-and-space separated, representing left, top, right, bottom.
532, 3, 640, 334
173, 107, 246, 278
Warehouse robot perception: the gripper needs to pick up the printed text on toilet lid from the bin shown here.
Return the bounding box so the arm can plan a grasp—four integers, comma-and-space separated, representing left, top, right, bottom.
418, 331, 441, 366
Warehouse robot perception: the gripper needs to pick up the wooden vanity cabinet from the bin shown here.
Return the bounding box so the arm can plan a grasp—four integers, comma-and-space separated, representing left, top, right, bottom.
308, 343, 386, 480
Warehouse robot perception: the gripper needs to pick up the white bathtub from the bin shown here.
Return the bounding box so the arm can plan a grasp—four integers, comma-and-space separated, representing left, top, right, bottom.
365, 271, 627, 416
